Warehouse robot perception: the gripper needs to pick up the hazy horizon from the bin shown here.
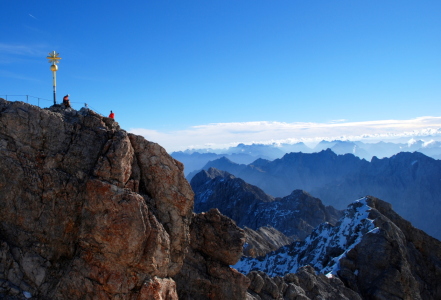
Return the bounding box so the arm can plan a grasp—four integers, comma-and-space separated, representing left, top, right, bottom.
2, 1, 440, 152
130, 116, 441, 152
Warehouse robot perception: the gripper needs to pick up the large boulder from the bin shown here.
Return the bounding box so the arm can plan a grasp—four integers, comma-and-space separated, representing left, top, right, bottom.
173, 209, 250, 300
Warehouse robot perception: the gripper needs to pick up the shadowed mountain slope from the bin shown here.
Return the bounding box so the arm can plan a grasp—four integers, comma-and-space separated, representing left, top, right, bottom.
191, 167, 342, 240
196, 150, 441, 240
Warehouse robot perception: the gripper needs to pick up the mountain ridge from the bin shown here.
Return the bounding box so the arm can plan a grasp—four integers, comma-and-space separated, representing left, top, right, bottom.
236, 196, 441, 300
173, 138, 441, 176
194, 150, 441, 240
191, 167, 343, 240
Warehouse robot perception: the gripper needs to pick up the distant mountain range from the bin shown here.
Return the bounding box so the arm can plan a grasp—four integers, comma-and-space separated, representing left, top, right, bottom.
172, 139, 441, 175
190, 150, 441, 240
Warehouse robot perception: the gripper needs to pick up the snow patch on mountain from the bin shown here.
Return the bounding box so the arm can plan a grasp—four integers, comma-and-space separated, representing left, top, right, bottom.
234, 198, 379, 277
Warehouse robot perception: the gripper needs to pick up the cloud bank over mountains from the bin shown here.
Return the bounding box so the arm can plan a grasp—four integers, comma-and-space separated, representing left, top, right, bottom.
130, 116, 441, 152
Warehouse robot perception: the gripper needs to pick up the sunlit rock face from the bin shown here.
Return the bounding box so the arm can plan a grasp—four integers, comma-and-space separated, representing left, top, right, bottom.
0, 99, 194, 299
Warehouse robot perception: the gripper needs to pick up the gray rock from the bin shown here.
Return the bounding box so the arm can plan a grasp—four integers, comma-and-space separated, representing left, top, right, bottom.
246, 267, 360, 300
243, 226, 293, 257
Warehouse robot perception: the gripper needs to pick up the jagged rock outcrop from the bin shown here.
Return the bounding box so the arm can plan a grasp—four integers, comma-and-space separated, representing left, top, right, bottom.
191, 168, 342, 240
173, 208, 250, 300
246, 267, 361, 300
337, 197, 441, 299
236, 196, 441, 300
0, 99, 194, 299
243, 227, 293, 257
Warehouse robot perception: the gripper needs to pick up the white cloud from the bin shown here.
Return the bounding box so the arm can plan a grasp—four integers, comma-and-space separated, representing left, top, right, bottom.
0, 43, 44, 56
129, 116, 441, 152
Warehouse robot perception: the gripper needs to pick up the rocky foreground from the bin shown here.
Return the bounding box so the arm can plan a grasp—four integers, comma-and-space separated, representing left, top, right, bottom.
0, 99, 195, 299
1, 99, 441, 300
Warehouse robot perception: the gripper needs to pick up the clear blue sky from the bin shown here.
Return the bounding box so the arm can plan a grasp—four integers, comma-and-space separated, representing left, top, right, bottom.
1, 1, 441, 151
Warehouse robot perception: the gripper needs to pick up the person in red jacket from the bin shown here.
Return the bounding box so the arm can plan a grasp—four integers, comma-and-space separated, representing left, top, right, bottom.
109, 110, 115, 119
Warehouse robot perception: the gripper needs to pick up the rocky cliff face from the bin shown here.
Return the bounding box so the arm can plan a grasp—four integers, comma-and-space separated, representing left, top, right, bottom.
191, 168, 342, 240
0, 99, 195, 299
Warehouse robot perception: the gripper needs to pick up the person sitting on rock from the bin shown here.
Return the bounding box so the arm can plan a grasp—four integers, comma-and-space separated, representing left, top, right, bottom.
63, 95, 71, 108
108, 110, 115, 119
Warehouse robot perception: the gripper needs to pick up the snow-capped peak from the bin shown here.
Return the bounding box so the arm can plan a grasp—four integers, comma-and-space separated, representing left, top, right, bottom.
233, 198, 379, 277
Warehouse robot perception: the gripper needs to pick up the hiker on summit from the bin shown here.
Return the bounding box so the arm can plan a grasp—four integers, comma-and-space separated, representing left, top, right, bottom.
109, 110, 115, 119
63, 95, 71, 108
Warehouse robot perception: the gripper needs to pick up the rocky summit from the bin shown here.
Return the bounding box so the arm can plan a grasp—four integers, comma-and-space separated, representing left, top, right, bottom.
0, 100, 195, 298
0, 99, 199, 299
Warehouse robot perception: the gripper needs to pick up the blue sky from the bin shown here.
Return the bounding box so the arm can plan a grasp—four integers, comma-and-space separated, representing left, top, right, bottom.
1, 1, 441, 151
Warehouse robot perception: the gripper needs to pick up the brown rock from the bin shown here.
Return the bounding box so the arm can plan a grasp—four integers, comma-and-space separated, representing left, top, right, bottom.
0, 100, 193, 299
174, 209, 250, 300
190, 208, 245, 265
137, 277, 178, 300
129, 134, 194, 276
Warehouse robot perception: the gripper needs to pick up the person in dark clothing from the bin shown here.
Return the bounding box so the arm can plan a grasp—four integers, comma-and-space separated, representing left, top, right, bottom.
63, 95, 71, 108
